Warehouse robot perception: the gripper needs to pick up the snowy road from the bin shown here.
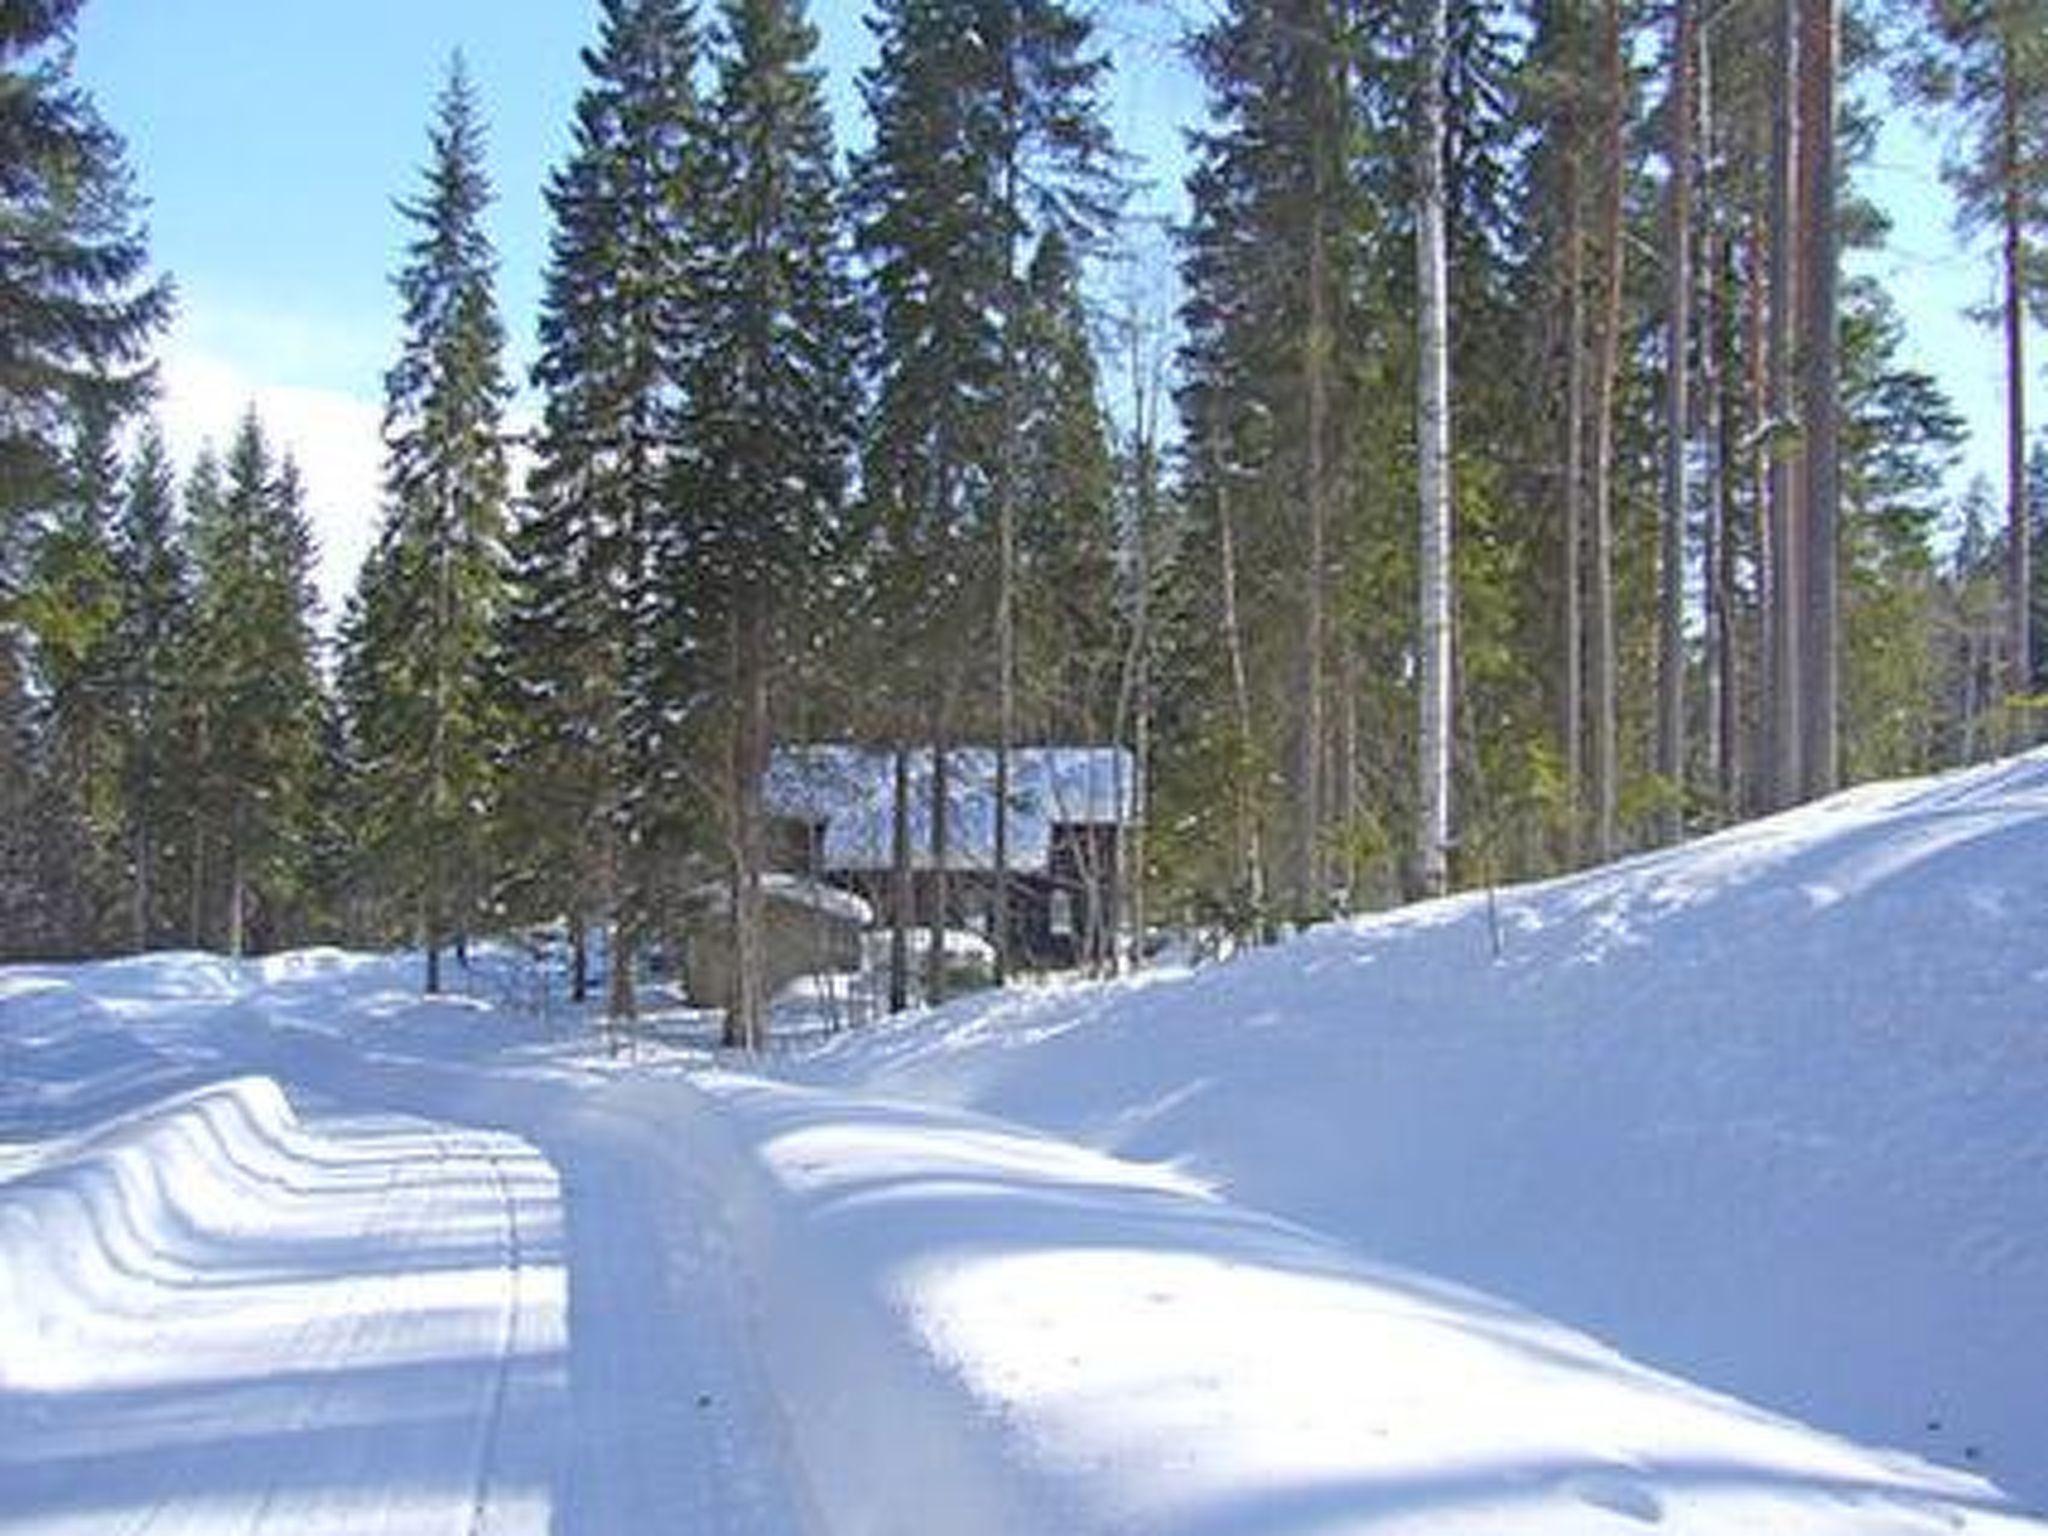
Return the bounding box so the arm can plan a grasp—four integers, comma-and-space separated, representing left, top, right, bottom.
2, 1085, 562, 1534
0, 958, 811, 1536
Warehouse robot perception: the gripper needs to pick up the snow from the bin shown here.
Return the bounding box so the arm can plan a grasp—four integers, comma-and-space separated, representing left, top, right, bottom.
5, 749, 2048, 1531
789, 747, 2048, 1513
686, 871, 876, 925
765, 742, 1136, 874
761, 872, 874, 925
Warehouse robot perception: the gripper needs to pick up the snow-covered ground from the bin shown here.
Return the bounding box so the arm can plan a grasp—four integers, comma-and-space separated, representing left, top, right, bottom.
5, 751, 2048, 1531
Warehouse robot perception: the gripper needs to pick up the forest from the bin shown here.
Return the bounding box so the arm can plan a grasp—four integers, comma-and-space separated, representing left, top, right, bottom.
3, 0, 2045, 1046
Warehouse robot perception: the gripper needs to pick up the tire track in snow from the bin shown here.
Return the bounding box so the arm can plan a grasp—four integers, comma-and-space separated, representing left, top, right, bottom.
456, 1133, 526, 1536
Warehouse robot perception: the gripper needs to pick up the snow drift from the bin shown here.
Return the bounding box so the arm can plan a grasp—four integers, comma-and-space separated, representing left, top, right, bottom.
791, 748, 2048, 1508
684, 1071, 2043, 1534
1, 1075, 308, 1387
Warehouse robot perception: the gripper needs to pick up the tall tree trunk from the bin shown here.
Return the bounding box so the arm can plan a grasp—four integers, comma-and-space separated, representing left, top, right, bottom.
1658, 0, 1695, 842
1744, 219, 1772, 814
426, 525, 451, 995
1798, 0, 1838, 798
1297, 106, 1332, 919
926, 728, 948, 1005
993, 39, 1019, 986
1416, 0, 1454, 898
1705, 209, 1740, 812
1125, 332, 1160, 967
607, 917, 636, 1039
227, 800, 246, 958
425, 897, 443, 993
1589, 0, 1625, 860
1562, 133, 1587, 864
132, 817, 152, 954
889, 742, 911, 1013
1700, 27, 1735, 811
994, 522, 1013, 978
189, 702, 209, 947
1339, 640, 1359, 897
1211, 432, 1265, 926
2001, 33, 2031, 712
726, 594, 771, 1050
1767, 0, 1803, 805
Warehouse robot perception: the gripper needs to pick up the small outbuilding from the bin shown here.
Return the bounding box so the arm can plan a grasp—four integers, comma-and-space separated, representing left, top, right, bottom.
678, 873, 872, 1012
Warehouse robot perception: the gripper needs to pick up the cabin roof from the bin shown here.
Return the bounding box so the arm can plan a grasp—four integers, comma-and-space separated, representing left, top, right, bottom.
765, 744, 1137, 875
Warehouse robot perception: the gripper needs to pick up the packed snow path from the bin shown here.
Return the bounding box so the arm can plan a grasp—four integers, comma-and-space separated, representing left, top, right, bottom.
3, 1084, 558, 1534
0, 956, 810, 1536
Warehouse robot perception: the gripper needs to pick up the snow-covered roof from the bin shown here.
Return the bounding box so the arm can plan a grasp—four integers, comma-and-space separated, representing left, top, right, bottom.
766, 744, 1137, 875
684, 872, 875, 926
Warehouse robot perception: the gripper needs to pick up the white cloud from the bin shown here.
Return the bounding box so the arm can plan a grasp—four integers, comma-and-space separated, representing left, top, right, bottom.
155, 342, 384, 629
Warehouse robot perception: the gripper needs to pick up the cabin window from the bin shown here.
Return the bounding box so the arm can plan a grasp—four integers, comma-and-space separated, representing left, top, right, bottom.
1049, 888, 1075, 939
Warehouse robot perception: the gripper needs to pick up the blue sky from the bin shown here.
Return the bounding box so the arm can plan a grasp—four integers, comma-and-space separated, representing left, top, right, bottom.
69, 1, 2031, 618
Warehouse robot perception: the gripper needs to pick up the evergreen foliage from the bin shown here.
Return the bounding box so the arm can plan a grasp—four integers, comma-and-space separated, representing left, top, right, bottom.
0, 0, 168, 957
341, 56, 511, 992
673, 0, 861, 1045
1015, 229, 1118, 738
498, 0, 704, 1017
0, 0, 170, 535
185, 414, 326, 956
109, 426, 190, 949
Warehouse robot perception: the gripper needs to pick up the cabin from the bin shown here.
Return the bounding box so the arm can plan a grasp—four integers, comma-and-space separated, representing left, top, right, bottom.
764, 743, 1139, 970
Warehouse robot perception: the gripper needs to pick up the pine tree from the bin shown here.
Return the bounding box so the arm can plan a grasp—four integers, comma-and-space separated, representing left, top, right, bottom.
1015, 229, 1118, 741
14, 405, 126, 948
0, 0, 170, 536
110, 425, 190, 949
344, 56, 511, 993
671, 0, 860, 1048
186, 414, 325, 955
502, 0, 702, 1025
1894, 0, 2048, 712
0, 0, 168, 956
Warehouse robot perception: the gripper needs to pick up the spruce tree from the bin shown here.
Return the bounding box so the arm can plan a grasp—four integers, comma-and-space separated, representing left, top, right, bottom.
15, 405, 126, 948
186, 414, 325, 955
983, 0, 1122, 979
1173, 0, 1372, 921
345, 56, 511, 993
0, 0, 167, 956
1838, 280, 1965, 778
111, 425, 190, 949
675, 0, 859, 1048
854, 0, 1008, 1004
1015, 229, 1117, 740
0, 0, 169, 535
855, 0, 1121, 996
502, 0, 702, 1023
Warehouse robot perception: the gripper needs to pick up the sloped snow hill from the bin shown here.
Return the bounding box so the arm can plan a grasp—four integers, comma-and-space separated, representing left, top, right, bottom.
788, 747, 2048, 1506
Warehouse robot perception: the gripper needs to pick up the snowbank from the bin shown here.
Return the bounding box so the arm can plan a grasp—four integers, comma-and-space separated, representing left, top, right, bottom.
0, 973, 203, 1145
681, 1073, 2041, 1534
792, 748, 2048, 1507
655, 1073, 1069, 1535
1, 1075, 306, 1387
1, 973, 571, 1535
